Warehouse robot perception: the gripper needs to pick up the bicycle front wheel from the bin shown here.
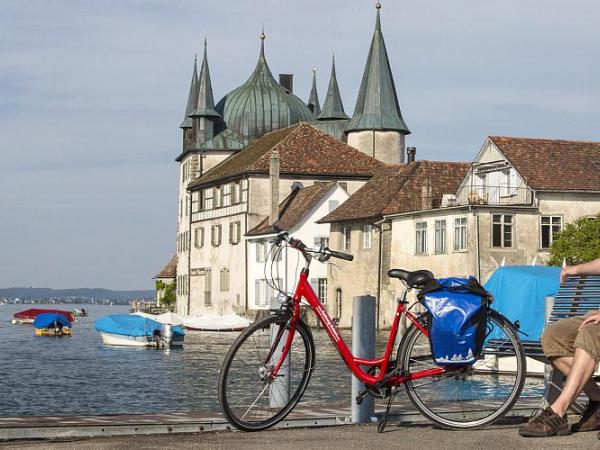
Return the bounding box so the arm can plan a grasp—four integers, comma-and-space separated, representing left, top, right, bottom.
397, 310, 526, 429
218, 313, 315, 431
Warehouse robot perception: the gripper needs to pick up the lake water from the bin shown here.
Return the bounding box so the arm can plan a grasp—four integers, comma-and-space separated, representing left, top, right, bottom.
0, 303, 544, 416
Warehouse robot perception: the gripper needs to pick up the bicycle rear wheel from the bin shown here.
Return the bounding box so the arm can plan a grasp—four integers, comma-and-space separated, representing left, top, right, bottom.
218, 313, 315, 431
397, 310, 526, 429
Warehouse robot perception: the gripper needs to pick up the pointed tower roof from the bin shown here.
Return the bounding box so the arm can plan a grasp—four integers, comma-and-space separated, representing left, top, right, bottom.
317, 55, 349, 120
346, 3, 410, 134
190, 39, 220, 118
180, 56, 198, 128
307, 68, 321, 118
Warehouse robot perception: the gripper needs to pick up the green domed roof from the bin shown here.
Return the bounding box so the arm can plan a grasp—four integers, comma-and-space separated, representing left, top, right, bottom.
216, 37, 313, 144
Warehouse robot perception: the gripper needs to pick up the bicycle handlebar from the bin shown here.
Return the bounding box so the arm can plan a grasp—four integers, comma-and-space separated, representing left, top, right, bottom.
326, 249, 354, 261
273, 231, 354, 262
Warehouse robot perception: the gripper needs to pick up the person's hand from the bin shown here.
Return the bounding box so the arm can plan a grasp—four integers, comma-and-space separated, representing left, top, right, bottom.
578, 312, 600, 331
560, 265, 578, 284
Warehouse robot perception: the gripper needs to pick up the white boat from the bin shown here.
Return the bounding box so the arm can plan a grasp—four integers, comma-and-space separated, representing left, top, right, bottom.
95, 314, 184, 348
183, 313, 251, 332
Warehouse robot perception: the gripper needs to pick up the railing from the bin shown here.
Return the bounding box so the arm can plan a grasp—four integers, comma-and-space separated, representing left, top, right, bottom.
455, 186, 533, 207
191, 202, 247, 222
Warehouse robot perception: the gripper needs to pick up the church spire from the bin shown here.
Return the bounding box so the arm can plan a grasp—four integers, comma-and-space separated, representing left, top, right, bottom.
317, 55, 349, 120
307, 68, 321, 117
180, 56, 198, 128
346, 2, 409, 134
190, 38, 220, 119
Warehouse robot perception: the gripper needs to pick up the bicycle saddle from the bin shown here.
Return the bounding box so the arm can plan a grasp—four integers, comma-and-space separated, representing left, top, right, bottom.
388, 269, 434, 288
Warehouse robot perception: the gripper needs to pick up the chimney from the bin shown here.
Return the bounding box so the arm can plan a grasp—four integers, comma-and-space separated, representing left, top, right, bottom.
269, 150, 280, 226
279, 74, 293, 94
407, 147, 416, 163
421, 177, 433, 210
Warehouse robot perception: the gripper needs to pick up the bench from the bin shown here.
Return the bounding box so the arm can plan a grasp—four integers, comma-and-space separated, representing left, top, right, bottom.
543, 275, 600, 411
485, 275, 600, 412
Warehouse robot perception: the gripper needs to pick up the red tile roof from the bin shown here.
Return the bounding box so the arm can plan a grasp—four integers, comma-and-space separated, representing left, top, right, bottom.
319, 161, 470, 223
188, 123, 383, 189
155, 255, 177, 279
247, 182, 337, 236
490, 136, 600, 191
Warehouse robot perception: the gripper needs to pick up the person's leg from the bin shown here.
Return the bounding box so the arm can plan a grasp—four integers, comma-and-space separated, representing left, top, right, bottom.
551, 347, 599, 417
551, 356, 600, 401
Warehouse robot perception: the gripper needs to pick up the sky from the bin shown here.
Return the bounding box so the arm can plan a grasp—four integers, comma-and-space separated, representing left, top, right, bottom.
1, 0, 599, 290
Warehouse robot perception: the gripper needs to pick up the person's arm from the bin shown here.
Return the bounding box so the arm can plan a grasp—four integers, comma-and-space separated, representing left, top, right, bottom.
561, 257, 600, 284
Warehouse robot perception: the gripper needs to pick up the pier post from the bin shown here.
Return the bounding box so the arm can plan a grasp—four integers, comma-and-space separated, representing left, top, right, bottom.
269, 298, 290, 407
351, 295, 376, 423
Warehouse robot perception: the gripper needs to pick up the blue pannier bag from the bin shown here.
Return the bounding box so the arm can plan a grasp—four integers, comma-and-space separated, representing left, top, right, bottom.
418, 277, 490, 367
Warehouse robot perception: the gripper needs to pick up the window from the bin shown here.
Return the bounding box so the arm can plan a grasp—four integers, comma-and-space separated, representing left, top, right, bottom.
204, 188, 213, 210
223, 184, 231, 207
179, 199, 183, 218
415, 222, 427, 254
256, 241, 268, 263
255, 278, 281, 307
318, 278, 327, 303
194, 227, 204, 248
232, 181, 241, 204
314, 236, 329, 248
362, 225, 372, 249
343, 227, 351, 250
220, 268, 230, 292
211, 224, 222, 246
213, 187, 222, 208
434, 220, 446, 254
229, 221, 241, 244
492, 214, 513, 248
204, 269, 212, 306
328, 200, 340, 213
454, 217, 467, 251
541, 216, 563, 249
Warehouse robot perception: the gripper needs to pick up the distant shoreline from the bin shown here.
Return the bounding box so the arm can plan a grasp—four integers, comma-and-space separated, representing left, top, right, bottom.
0, 287, 154, 304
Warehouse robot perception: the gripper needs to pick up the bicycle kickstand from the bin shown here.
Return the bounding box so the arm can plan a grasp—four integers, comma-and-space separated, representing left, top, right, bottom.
377, 388, 397, 433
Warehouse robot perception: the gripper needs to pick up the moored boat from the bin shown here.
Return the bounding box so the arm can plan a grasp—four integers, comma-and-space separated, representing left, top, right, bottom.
183, 313, 251, 332
33, 313, 72, 337
95, 314, 184, 348
12, 308, 75, 325
72, 308, 88, 317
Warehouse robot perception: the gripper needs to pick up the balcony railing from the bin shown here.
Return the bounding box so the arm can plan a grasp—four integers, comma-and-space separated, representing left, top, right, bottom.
455, 186, 534, 207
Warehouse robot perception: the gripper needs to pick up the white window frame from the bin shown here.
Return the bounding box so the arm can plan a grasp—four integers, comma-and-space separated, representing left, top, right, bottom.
211, 224, 222, 247
362, 225, 372, 249
194, 227, 204, 248
415, 221, 427, 255
454, 217, 467, 251
343, 227, 351, 251
540, 215, 563, 249
434, 220, 446, 254
492, 214, 513, 248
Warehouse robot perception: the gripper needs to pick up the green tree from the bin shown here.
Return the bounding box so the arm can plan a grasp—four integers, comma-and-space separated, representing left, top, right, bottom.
155, 280, 176, 312
548, 214, 600, 266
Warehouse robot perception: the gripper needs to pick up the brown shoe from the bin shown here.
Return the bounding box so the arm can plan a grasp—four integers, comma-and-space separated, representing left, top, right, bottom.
572, 401, 600, 432
519, 407, 570, 437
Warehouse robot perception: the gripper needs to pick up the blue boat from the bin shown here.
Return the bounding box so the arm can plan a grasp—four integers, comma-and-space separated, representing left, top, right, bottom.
95, 314, 184, 348
33, 313, 72, 337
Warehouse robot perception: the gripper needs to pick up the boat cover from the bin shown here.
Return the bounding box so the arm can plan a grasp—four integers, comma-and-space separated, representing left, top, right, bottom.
484, 266, 561, 341
95, 314, 184, 337
183, 313, 251, 331
33, 313, 72, 329
133, 311, 185, 326
14, 308, 75, 322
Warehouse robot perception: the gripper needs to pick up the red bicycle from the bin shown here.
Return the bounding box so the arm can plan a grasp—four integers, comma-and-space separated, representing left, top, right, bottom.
218, 231, 526, 431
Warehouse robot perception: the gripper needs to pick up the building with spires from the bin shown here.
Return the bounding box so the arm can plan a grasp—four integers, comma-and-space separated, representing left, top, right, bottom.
161, 4, 411, 316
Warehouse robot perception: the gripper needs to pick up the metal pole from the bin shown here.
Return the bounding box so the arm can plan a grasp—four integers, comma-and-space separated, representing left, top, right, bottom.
352, 295, 376, 423
269, 298, 290, 407
543, 296, 556, 400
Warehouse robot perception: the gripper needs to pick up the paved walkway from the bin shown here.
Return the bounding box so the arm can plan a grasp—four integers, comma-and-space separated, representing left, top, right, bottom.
4, 423, 599, 450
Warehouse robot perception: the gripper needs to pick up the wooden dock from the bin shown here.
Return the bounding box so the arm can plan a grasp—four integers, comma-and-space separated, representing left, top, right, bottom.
0, 396, 542, 441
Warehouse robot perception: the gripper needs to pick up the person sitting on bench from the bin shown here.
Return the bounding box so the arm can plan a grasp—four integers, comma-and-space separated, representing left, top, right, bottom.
520, 257, 600, 438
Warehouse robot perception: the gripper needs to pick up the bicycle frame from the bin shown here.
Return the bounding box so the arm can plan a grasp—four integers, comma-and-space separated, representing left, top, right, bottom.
271, 268, 449, 387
